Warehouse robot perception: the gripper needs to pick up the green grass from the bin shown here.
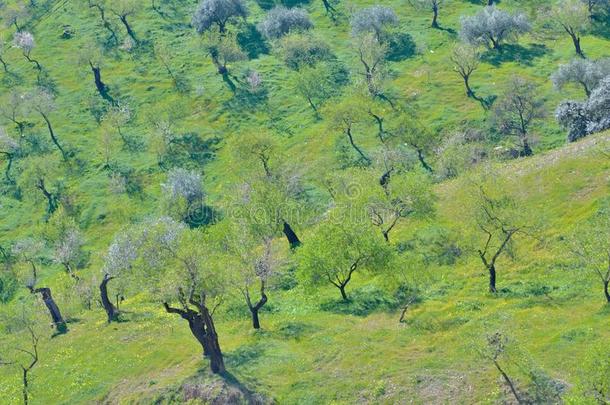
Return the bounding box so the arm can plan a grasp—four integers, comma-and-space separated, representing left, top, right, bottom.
1, 132, 608, 404
1, 0, 610, 403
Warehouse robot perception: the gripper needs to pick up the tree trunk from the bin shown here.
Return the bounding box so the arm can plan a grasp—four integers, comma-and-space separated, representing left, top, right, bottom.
431, 5, 439, 28
119, 15, 137, 43
0, 56, 8, 72
346, 127, 371, 164
36, 178, 59, 215
464, 75, 474, 97
1, 152, 13, 182
100, 274, 118, 323
493, 360, 523, 404
33, 287, 67, 332
90, 62, 114, 103
489, 264, 497, 293
521, 136, 533, 157
570, 32, 584, 58
339, 284, 348, 301
40, 112, 68, 161
604, 280, 609, 303
416, 148, 433, 173
201, 308, 225, 374
283, 221, 301, 249
250, 308, 261, 329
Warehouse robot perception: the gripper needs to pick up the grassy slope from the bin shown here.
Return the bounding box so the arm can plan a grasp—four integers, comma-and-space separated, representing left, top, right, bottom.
0, 0, 609, 403
0, 132, 608, 404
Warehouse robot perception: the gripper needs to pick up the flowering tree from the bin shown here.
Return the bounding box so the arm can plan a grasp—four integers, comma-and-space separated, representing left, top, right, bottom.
459, 6, 530, 50
13, 31, 41, 71
192, 0, 248, 34
0, 127, 20, 182
351, 6, 397, 40
551, 58, 610, 97
257, 6, 312, 40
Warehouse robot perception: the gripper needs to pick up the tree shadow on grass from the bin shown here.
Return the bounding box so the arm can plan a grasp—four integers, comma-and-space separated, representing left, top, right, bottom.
319, 286, 400, 317
481, 43, 549, 67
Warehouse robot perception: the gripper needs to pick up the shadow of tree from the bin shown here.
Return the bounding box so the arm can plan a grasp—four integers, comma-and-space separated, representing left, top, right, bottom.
481, 43, 549, 67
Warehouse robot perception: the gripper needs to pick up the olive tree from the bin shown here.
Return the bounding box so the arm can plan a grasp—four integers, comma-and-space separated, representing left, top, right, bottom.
192, 0, 248, 34
257, 6, 312, 40
161, 168, 207, 227
493, 77, 545, 157
556, 76, 610, 141
25, 89, 68, 161
109, 217, 227, 373
0, 311, 40, 405
551, 58, 610, 98
13, 31, 41, 71
12, 238, 68, 333
459, 6, 531, 50
329, 96, 372, 165
0, 36, 9, 72
469, 178, 532, 293
216, 221, 278, 329
298, 205, 392, 301
568, 201, 610, 303
351, 5, 397, 40
109, 0, 138, 43
88, 0, 120, 47
451, 44, 480, 98
409, 0, 444, 28
365, 170, 435, 243
0, 127, 20, 182
546, 0, 590, 58
0, 90, 29, 137
18, 156, 63, 217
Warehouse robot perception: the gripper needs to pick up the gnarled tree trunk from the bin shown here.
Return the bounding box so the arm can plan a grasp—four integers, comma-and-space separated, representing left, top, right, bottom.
100, 274, 119, 323
31, 287, 67, 333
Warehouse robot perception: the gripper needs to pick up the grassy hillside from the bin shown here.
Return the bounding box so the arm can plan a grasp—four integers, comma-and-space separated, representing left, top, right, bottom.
0, 132, 608, 404
1, 0, 609, 403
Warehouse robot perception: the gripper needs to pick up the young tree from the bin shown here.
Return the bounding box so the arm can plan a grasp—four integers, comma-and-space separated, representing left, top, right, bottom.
0, 127, 20, 182
18, 156, 63, 217
470, 180, 529, 293
409, 0, 444, 29
0, 314, 40, 405
3, 1, 31, 31
568, 201, 610, 303
88, 0, 120, 47
101, 103, 132, 148
109, 0, 139, 43
351, 5, 397, 41
551, 58, 610, 98
459, 6, 531, 50
257, 6, 312, 40
365, 170, 435, 243
25, 89, 68, 161
217, 221, 278, 329
46, 211, 86, 283
493, 77, 545, 157
451, 44, 480, 98
192, 0, 248, 35
12, 238, 68, 333
478, 332, 525, 403
13, 31, 42, 71
0, 90, 29, 137
110, 217, 227, 373
203, 34, 246, 91
354, 33, 388, 98
547, 0, 590, 58
329, 96, 372, 165
0, 36, 9, 72
298, 208, 391, 301
101, 230, 140, 322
